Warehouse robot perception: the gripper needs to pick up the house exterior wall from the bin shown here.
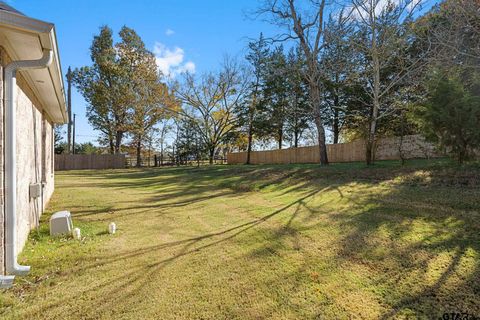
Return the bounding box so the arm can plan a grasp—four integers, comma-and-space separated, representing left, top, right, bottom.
0, 64, 4, 275
15, 75, 55, 253
0, 48, 56, 273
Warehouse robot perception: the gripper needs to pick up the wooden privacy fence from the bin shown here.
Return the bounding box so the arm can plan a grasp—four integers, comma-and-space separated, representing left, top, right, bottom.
55, 154, 126, 171
227, 135, 441, 165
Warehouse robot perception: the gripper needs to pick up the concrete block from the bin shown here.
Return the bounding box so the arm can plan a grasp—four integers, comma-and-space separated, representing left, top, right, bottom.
50, 211, 73, 236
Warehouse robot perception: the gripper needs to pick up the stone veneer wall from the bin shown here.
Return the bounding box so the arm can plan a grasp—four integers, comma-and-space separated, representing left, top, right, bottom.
0, 60, 4, 275
374, 135, 440, 160
0, 47, 56, 273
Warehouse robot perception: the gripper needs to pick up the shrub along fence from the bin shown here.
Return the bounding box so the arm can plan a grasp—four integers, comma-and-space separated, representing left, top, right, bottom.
227, 135, 442, 165
55, 154, 126, 171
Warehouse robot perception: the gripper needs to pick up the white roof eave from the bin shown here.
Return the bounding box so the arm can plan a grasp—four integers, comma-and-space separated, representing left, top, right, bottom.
0, 9, 67, 124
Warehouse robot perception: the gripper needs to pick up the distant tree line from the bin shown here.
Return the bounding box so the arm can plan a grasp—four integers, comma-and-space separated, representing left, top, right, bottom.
54, 126, 102, 155
70, 0, 479, 165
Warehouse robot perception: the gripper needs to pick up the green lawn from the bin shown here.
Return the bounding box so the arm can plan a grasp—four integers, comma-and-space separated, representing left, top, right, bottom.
1, 160, 480, 319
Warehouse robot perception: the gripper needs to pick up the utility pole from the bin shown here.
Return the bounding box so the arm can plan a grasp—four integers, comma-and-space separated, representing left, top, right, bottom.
72, 113, 76, 155
66, 67, 73, 154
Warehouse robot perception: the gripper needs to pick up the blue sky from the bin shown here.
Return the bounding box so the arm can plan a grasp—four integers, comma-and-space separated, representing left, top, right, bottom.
8, 0, 280, 144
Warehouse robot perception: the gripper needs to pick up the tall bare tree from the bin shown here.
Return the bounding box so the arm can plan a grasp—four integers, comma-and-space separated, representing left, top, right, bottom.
349, 0, 428, 164
416, 0, 480, 72
257, 0, 336, 165
422, 0, 480, 70
175, 58, 250, 164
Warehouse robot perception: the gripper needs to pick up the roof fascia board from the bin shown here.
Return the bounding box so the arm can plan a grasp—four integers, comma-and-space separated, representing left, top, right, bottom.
0, 10, 53, 34
0, 9, 67, 123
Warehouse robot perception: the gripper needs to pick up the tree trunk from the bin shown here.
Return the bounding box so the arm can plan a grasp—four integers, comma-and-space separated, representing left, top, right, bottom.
136, 138, 142, 167
315, 117, 329, 165
160, 144, 164, 166
108, 138, 115, 155
458, 149, 465, 164
332, 72, 341, 144
367, 106, 379, 166
333, 111, 339, 144
399, 138, 405, 165
147, 147, 151, 167
365, 138, 374, 166
367, 21, 380, 166
246, 119, 253, 165
114, 131, 123, 154
294, 130, 299, 148
209, 147, 215, 165
196, 149, 201, 167
310, 82, 329, 165
333, 93, 340, 144
67, 68, 72, 154
458, 138, 469, 164
173, 146, 178, 166
399, 114, 406, 165
278, 128, 283, 150
366, 106, 378, 166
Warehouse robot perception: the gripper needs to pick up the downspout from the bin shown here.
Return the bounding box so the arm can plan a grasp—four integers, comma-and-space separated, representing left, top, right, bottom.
4, 49, 53, 277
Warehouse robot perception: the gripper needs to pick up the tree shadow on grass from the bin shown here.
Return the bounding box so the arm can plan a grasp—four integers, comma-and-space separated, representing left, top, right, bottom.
70, 189, 320, 275
63, 168, 248, 222
227, 175, 480, 318
71, 190, 236, 221
25, 188, 322, 317
324, 182, 480, 318
31, 164, 480, 318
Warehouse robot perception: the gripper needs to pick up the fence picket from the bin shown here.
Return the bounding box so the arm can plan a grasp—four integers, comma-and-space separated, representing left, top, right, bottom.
55, 154, 126, 171
227, 135, 441, 165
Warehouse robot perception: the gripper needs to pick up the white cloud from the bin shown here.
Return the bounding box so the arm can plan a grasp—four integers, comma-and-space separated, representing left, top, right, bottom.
153, 42, 196, 78
165, 29, 175, 36
350, 0, 392, 20
350, 0, 421, 20
183, 61, 195, 73
407, 0, 423, 11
